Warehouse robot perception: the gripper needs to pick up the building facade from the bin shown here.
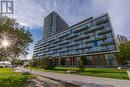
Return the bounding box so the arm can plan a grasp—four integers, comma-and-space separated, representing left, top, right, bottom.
43, 11, 69, 38
34, 12, 120, 66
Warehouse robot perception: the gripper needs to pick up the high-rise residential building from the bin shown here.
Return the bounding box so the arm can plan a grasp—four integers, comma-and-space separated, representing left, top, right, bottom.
43, 11, 69, 38
34, 12, 121, 66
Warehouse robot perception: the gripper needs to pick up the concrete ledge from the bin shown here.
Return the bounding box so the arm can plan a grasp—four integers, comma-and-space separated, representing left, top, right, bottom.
127, 70, 130, 79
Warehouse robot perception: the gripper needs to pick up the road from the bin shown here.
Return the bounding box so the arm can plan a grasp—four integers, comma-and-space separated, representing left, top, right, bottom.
16, 67, 130, 87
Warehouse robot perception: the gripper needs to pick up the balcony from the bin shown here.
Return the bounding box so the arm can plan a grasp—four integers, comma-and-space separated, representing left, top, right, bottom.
84, 25, 104, 34
48, 45, 55, 48
95, 36, 107, 41
65, 34, 78, 40
67, 42, 78, 47
73, 25, 89, 33
58, 33, 69, 38
79, 34, 90, 39
59, 40, 69, 45
85, 39, 95, 43
76, 45, 92, 50
44, 43, 50, 47
60, 49, 68, 52
95, 17, 109, 25
101, 41, 114, 46
74, 35, 91, 41
48, 39, 55, 43
52, 39, 61, 44
53, 46, 62, 50
98, 29, 111, 35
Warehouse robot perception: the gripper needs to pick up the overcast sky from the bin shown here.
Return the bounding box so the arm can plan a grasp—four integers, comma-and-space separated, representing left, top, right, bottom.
5, 0, 130, 59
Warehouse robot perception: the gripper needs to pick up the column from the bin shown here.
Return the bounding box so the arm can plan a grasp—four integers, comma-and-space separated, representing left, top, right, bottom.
58, 58, 61, 65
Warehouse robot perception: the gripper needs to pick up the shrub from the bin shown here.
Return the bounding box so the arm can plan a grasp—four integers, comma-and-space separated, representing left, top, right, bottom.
41, 57, 56, 70
79, 65, 85, 72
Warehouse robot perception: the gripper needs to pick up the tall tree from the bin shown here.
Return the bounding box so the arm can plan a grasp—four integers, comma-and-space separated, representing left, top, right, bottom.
0, 16, 33, 61
119, 42, 130, 64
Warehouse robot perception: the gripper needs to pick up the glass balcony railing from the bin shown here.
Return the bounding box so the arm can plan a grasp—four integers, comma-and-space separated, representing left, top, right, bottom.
73, 25, 89, 33
58, 40, 69, 45
95, 17, 109, 25
98, 29, 111, 35
95, 36, 107, 41
84, 25, 104, 34
58, 33, 69, 38
100, 41, 114, 46
65, 34, 78, 40
52, 39, 61, 44
85, 39, 95, 43
76, 45, 92, 50
48, 39, 55, 43
67, 43, 78, 47
79, 35, 90, 39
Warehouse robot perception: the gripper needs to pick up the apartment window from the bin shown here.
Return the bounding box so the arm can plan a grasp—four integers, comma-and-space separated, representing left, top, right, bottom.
69, 29, 73, 34
94, 41, 98, 47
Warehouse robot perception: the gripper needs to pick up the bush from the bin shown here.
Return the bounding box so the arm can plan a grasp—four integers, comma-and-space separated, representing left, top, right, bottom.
41, 57, 56, 70
79, 65, 85, 72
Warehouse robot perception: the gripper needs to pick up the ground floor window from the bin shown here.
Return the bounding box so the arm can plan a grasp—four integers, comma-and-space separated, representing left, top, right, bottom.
55, 53, 118, 66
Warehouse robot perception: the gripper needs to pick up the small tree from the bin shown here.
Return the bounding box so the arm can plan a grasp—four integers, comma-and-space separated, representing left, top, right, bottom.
41, 56, 55, 70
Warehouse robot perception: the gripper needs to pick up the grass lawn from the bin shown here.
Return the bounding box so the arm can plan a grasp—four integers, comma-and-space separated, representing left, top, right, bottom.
29, 67, 129, 80
0, 68, 35, 87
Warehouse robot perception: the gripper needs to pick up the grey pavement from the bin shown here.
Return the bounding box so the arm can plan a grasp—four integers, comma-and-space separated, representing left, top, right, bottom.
16, 67, 130, 87
24, 76, 76, 87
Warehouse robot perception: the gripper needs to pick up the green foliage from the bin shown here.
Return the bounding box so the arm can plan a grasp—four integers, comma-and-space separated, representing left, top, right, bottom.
79, 65, 85, 72
60, 58, 65, 65
119, 42, 130, 64
40, 57, 56, 70
31, 56, 56, 70
0, 68, 34, 87
0, 16, 33, 61
31, 58, 40, 67
11, 58, 24, 66
30, 67, 128, 79
78, 56, 85, 72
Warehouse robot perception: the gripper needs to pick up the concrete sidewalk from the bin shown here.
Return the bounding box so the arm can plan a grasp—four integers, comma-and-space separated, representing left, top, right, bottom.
16, 67, 130, 87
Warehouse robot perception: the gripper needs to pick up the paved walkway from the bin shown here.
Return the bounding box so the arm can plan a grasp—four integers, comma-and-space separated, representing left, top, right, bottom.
16, 67, 130, 87
24, 76, 77, 87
